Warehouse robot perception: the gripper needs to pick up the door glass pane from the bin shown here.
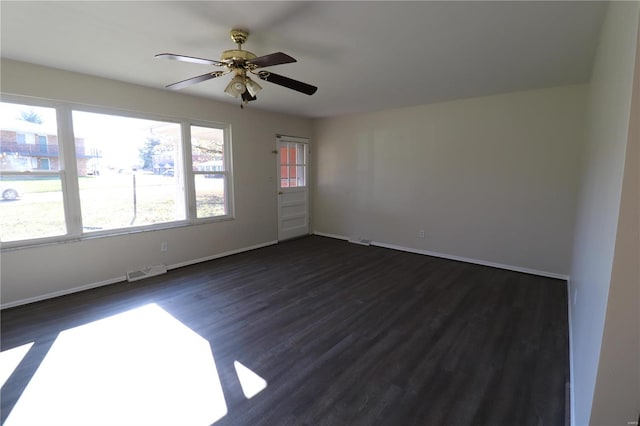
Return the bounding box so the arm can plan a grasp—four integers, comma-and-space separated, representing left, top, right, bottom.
288, 144, 296, 163
72, 111, 184, 232
280, 166, 289, 188
289, 166, 297, 187
296, 144, 305, 165
296, 165, 306, 187
279, 142, 307, 189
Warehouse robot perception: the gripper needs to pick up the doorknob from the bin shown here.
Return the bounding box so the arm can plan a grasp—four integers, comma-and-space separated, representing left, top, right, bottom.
278, 191, 283, 195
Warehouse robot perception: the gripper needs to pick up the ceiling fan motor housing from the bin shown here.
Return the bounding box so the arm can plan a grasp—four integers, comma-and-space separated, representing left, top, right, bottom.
220, 49, 257, 64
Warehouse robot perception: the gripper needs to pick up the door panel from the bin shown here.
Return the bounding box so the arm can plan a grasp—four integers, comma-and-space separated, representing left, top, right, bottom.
277, 137, 309, 241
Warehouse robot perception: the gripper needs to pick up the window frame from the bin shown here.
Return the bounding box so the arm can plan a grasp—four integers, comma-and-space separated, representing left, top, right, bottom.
279, 141, 308, 189
187, 123, 233, 220
0, 94, 234, 250
0, 97, 75, 246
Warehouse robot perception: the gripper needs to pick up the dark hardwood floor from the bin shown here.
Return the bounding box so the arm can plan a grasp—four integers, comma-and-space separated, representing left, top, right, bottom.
1, 236, 568, 426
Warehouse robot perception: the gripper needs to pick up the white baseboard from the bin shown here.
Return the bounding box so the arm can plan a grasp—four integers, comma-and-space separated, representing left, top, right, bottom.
0, 276, 126, 310
314, 232, 569, 280
168, 240, 278, 270
1, 240, 279, 310
567, 279, 576, 426
313, 231, 350, 241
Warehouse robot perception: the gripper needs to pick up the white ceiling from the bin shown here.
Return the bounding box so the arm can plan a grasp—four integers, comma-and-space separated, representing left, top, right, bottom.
1, 1, 607, 118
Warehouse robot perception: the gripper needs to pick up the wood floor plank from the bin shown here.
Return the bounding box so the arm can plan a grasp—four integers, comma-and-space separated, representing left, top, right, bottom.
1, 236, 568, 425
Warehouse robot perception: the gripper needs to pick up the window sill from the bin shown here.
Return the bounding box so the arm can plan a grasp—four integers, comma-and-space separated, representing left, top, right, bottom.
0, 215, 234, 252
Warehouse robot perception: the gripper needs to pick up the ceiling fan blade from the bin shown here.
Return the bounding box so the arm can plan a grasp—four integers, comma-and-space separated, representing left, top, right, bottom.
257, 71, 317, 95
241, 91, 257, 102
248, 52, 296, 68
166, 71, 226, 90
155, 53, 226, 67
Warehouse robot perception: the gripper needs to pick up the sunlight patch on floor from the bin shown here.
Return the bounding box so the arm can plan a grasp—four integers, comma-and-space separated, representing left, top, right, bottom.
4, 304, 227, 426
0, 342, 34, 388
234, 360, 267, 399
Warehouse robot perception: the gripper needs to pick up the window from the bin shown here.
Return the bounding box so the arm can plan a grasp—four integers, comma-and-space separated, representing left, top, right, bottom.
72, 111, 184, 232
279, 142, 307, 188
38, 135, 48, 153
0, 97, 233, 247
191, 125, 228, 218
38, 158, 50, 170
15, 133, 36, 145
0, 102, 66, 242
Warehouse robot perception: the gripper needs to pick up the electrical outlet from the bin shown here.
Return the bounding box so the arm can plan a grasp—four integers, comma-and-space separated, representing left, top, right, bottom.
161, 241, 168, 252
418, 229, 425, 238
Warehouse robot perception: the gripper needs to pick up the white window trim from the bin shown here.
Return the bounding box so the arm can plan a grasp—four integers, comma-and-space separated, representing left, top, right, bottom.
0, 94, 234, 251
189, 122, 233, 220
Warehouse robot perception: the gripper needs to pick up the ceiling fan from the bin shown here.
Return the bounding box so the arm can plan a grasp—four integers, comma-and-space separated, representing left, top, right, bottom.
156, 29, 317, 105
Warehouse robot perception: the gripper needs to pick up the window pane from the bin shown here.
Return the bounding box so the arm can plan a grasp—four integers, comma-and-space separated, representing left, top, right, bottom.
280, 166, 289, 188
296, 144, 306, 165
72, 111, 184, 232
296, 165, 306, 187
0, 102, 67, 242
289, 166, 298, 187
194, 174, 226, 217
0, 176, 66, 242
191, 125, 226, 218
279, 142, 306, 189
288, 144, 296, 163
1, 103, 60, 172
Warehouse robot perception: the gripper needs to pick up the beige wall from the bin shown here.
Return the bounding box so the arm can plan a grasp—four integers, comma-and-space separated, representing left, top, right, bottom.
0, 59, 312, 306
312, 85, 586, 276
568, 2, 640, 426
590, 6, 640, 425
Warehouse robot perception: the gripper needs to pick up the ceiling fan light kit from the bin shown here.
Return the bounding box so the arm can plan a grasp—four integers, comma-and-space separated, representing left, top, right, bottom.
156, 28, 317, 108
224, 74, 247, 98
245, 78, 262, 97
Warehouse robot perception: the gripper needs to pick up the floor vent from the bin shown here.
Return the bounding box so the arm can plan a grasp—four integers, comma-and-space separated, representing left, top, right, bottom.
348, 238, 371, 246
126, 265, 167, 282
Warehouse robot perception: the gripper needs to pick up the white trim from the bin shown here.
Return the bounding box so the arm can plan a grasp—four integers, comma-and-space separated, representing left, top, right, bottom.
567, 279, 576, 426
313, 232, 569, 280
168, 240, 277, 270
1, 240, 278, 310
276, 134, 309, 143
0, 276, 125, 310
313, 231, 350, 241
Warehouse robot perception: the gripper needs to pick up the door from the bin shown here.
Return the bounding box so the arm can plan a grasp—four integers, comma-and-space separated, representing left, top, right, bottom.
277, 136, 309, 241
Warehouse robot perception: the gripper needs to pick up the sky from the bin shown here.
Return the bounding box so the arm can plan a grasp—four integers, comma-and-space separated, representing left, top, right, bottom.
72, 111, 180, 169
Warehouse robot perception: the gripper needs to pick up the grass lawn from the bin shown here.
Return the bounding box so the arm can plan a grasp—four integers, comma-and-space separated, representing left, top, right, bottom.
1, 174, 225, 242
